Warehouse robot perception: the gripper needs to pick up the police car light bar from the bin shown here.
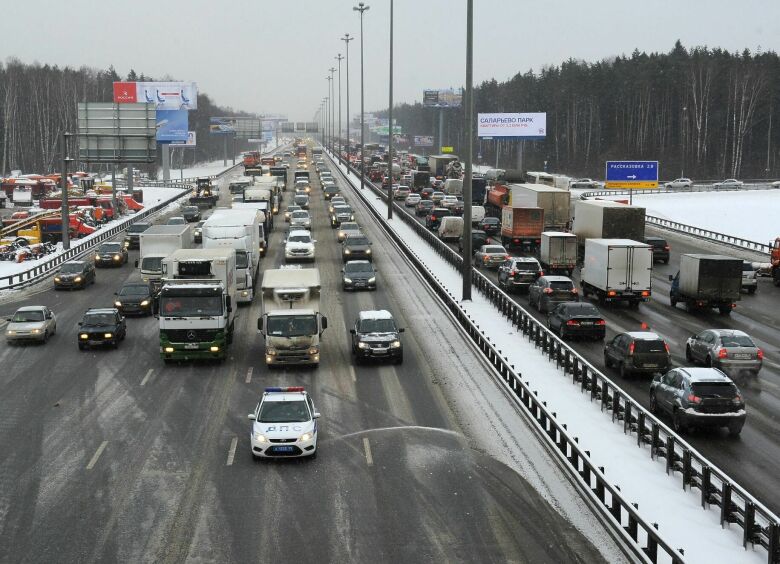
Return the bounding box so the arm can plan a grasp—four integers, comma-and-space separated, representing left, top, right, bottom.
265, 387, 306, 393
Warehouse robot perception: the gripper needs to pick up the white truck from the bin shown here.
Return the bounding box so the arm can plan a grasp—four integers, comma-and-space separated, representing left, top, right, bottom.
201, 209, 261, 304
159, 248, 237, 362
444, 178, 463, 196
580, 239, 653, 307
137, 224, 193, 292
243, 188, 274, 233
256, 267, 328, 367
539, 232, 577, 276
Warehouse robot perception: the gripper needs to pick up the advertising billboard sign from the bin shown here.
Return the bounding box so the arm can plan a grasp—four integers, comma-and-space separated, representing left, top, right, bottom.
156, 109, 189, 142
113, 81, 198, 110
280, 122, 295, 133
423, 88, 463, 108
414, 135, 434, 147
171, 131, 196, 147
477, 113, 547, 139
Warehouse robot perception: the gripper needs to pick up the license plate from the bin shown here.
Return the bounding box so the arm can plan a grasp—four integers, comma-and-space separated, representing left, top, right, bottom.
580, 322, 593, 326
274, 446, 294, 452
734, 354, 751, 360
184, 343, 199, 350
643, 364, 658, 368
373, 349, 387, 355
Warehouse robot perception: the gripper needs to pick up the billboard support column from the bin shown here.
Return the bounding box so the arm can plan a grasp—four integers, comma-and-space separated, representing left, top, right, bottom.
438, 109, 444, 155
495, 140, 499, 169
232, 135, 236, 165
162, 143, 171, 181
516, 140, 524, 172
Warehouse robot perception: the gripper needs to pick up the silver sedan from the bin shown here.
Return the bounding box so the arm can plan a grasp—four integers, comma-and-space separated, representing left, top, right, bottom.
5, 305, 57, 344
474, 245, 509, 269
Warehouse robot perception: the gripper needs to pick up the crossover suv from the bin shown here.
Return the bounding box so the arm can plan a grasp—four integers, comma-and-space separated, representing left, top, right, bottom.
94, 242, 128, 267
475, 245, 509, 269
685, 329, 762, 381
331, 205, 354, 228
289, 210, 312, 230
114, 282, 153, 316
603, 331, 671, 378
425, 207, 452, 230
77, 308, 126, 350
342, 234, 372, 262
350, 310, 404, 365
342, 260, 377, 291
497, 257, 543, 292
54, 260, 95, 290
528, 275, 578, 313
337, 222, 361, 242
547, 302, 605, 340
741, 262, 758, 294
284, 230, 316, 262
650, 367, 745, 436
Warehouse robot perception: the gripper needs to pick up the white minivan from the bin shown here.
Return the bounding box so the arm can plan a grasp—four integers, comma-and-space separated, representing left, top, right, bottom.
438, 216, 464, 242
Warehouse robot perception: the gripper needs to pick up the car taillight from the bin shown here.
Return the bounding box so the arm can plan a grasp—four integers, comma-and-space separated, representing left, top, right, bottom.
566, 320, 579, 326
687, 394, 702, 404
718, 348, 728, 359
628, 342, 635, 355
664, 245, 670, 251
509, 270, 517, 276
504, 255, 511, 261
733, 395, 743, 404
607, 290, 617, 297
757, 349, 764, 360
664, 342, 670, 354
543, 288, 553, 294
595, 320, 606, 326
539, 271, 544, 276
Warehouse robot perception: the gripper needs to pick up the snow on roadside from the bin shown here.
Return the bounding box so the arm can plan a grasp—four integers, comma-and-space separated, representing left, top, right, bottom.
332, 156, 767, 564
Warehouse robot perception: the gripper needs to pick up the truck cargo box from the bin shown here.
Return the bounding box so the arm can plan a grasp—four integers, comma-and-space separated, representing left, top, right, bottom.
572, 199, 645, 242
679, 255, 742, 302
539, 232, 577, 274
500, 206, 544, 248
581, 239, 652, 304
506, 183, 571, 230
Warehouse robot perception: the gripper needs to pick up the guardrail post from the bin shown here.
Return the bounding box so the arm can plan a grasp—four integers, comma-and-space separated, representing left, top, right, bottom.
743, 502, 760, 548
651, 423, 659, 459
720, 482, 733, 525
624, 401, 632, 433
636, 411, 645, 446
683, 451, 692, 490
626, 511, 638, 541
768, 522, 779, 564
645, 528, 658, 563
665, 436, 675, 475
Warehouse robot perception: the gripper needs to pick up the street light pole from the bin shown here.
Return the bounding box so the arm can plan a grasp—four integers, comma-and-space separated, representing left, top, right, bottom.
353, 2, 370, 190
341, 33, 354, 168
323, 96, 329, 150
336, 54, 344, 163
462, 0, 474, 301
387, 0, 394, 219
329, 67, 337, 155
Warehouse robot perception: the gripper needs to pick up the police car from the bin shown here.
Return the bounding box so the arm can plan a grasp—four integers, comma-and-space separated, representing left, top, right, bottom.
248, 387, 320, 459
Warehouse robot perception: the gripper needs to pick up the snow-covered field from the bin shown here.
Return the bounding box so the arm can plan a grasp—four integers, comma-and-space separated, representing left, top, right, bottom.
332, 154, 767, 564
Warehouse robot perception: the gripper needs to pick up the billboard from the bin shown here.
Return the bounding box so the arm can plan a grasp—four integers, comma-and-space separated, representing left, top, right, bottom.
280, 122, 295, 133
171, 131, 197, 146
209, 117, 235, 134
78, 102, 156, 163
156, 109, 189, 142
423, 88, 463, 108
414, 135, 434, 147
209, 117, 263, 138
113, 81, 198, 110
477, 112, 547, 139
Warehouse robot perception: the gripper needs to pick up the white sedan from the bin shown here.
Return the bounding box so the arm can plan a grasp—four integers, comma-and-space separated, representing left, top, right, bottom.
249, 387, 320, 459
405, 193, 421, 207
5, 305, 57, 344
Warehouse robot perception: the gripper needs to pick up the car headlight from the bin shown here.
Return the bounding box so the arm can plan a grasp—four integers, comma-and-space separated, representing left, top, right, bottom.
113, 254, 121, 261
164, 346, 174, 353
368, 277, 376, 284
95, 255, 101, 260
74, 276, 82, 282
358, 342, 370, 349
344, 249, 351, 255
254, 433, 268, 443
343, 277, 353, 284
350, 215, 355, 220
266, 348, 277, 356
140, 300, 149, 307
31, 329, 41, 334
54, 277, 61, 282
390, 340, 401, 349
308, 346, 319, 355
6, 330, 16, 336
114, 301, 122, 307
124, 241, 130, 247
104, 333, 113, 339
366, 249, 371, 254
299, 432, 313, 442
80, 334, 88, 340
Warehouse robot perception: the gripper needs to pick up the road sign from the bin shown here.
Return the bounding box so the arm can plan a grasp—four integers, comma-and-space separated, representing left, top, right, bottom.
605, 160, 659, 189
441, 146, 454, 153
78, 102, 156, 163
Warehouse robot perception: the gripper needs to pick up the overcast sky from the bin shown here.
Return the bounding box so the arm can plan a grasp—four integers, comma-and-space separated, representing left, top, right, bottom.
2, 0, 778, 121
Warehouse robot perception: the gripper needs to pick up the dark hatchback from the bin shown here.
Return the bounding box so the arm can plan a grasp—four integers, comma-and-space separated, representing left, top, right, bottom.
54, 260, 95, 290
350, 311, 404, 365
342, 234, 373, 262
342, 260, 377, 291
478, 217, 500, 235
114, 282, 153, 316
181, 206, 202, 222
77, 308, 126, 350
94, 242, 128, 267
604, 331, 671, 378
547, 302, 606, 340
457, 229, 489, 254
425, 207, 452, 230
645, 236, 670, 264
415, 199, 435, 216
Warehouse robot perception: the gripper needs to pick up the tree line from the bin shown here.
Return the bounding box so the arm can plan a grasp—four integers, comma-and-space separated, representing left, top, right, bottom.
0, 58, 256, 177
385, 42, 779, 180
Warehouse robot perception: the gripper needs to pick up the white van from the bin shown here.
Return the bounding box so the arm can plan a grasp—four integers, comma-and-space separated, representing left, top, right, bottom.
438, 216, 464, 242
470, 205, 486, 225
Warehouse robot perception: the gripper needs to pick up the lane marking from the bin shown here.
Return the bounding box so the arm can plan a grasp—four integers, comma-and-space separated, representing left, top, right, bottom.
226, 436, 238, 466
140, 368, 154, 387
86, 441, 108, 470
363, 437, 373, 467
349, 365, 357, 383
245, 367, 253, 384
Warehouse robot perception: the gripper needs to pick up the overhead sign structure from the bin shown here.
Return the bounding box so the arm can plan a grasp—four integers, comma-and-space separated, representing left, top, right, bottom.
209, 117, 263, 139
78, 102, 156, 163
280, 122, 295, 133
373, 125, 403, 136
171, 131, 196, 147
295, 122, 306, 132
423, 88, 463, 108
478, 113, 546, 139
156, 109, 189, 142
113, 81, 198, 110
605, 161, 659, 189
305, 122, 319, 133
441, 146, 454, 153
414, 135, 434, 147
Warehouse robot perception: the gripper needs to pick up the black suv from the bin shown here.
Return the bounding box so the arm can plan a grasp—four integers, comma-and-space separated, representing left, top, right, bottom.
94, 242, 128, 268
645, 236, 670, 264
458, 229, 489, 254
323, 185, 341, 200
114, 282, 153, 316
54, 260, 95, 290
77, 308, 126, 350
603, 331, 671, 378
650, 367, 745, 436
498, 257, 543, 293
124, 222, 150, 250
350, 310, 404, 365
342, 234, 373, 262
342, 260, 377, 291
425, 207, 452, 230
547, 302, 606, 340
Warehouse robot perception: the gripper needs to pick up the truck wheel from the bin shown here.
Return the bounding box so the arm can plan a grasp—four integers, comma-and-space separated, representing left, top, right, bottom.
719, 306, 732, 315
728, 423, 743, 437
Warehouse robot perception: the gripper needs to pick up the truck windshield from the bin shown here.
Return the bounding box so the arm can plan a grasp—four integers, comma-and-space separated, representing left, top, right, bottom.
266, 315, 318, 337
160, 296, 223, 317
141, 256, 163, 272
235, 251, 249, 269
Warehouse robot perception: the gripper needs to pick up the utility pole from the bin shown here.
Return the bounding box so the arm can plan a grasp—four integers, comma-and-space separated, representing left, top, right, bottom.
329, 67, 337, 155
387, 0, 394, 219
341, 33, 354, 169
336, 54, 344, 162
462, 0, 474, 301
353, 2, 370, 189
60, 132, 72, 250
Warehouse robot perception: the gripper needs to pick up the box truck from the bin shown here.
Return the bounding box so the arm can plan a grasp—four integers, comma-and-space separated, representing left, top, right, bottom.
137, 224, 193, 291
500, 206, 544, 250
580, 239, 653, 306
539, 232, 577, 276
505, 183, 571, 231
669, 254, 742, 315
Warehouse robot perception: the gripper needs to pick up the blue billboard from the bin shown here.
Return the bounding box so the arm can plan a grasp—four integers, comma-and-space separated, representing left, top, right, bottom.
156, 110, 189, 142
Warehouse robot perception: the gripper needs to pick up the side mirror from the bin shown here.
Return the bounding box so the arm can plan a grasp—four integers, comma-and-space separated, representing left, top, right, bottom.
257, 318, 264, 331
247, 413, 256, 420
349, 328, 356, 335
398, 328, 405, 333
313, 412, 321, 419
321, 316, 328, 330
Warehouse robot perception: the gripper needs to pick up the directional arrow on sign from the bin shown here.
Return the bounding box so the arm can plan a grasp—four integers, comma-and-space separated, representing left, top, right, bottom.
627, 175, 637, 179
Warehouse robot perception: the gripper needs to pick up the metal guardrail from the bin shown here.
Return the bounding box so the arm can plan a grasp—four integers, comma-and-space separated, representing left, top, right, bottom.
582, 183, 780, 199
330, 150, 780, 564
0, 162, 245, 290
645, 216, 772, 255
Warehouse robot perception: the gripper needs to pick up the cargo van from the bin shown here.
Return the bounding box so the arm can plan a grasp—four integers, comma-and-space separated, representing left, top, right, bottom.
438, 216, 464, 242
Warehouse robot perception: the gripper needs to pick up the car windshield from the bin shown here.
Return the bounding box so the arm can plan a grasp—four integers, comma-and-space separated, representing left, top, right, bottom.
287, 206, 301, 213
484, 246, 505, 254
294, 196, 308, 202
719, 334, 755, 347
98, 243, 121, 253
12, 310, 44, 322
119, 285, 148, 296
335, 206, 352, 213
359, 318, 396, 333
266, 315, 318, 337
160, 296, 223, 317
549, 280, 574, 290
60, 263, 84, 274
288, 234, 311, 243
168, 218, 185, 224
340, 223, 358, 231
634, 339, 667, 353
346, 237, 369, 246
82, 313, 115, 326
183, 207, 197, 213
258, 399, 310, 423
345, 262, 373, 273
691, 382, 738, 398
292, 211, 308, 218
